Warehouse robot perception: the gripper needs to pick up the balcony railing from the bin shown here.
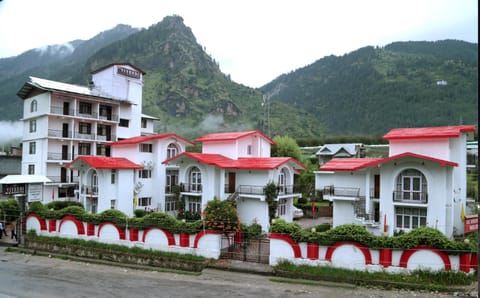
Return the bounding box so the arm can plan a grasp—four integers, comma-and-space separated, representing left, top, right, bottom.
181, 183, 202, 193
323, 186, 360, 197
393, 191, 428, 204
81, 184, 98, 195
47, 176, 79, 183
48, 129, 72, 138
47, 152, 77, 161
74, 131, 96, 140
50, 105, 118, 122
237, 185, 264, 195
50, 106, 75, 116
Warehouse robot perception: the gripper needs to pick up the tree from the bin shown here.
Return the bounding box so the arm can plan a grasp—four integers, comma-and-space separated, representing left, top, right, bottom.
271, 135, 302, 161
264, 182, 278, 223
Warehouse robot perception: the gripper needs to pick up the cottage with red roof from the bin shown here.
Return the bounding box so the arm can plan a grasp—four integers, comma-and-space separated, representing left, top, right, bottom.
164, 130, 305, 232
66, 134, 192, 215
315, 125, 476, 237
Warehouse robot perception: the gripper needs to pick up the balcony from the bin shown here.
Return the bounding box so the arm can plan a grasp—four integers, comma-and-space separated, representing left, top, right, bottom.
181, 183, 202, 193
47, 176, 79, 184
228, 184, 297, 195
81, 184, 98, 195
393, 191, 428, 204
47, 152, 77, 161
323, 186, 360, 198
48, 129, 72, 139
74, 131, 96, 140
50, 105, 119, 122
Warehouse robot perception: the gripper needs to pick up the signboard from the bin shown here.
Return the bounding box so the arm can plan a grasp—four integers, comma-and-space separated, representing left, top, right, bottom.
464, 215, 478, 233
2, 183, 25, 195
117, 66, 141, 79
28, 183, 43, 202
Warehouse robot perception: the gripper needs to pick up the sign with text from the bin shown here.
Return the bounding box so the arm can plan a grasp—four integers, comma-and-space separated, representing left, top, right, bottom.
464, 215, 478, 233
2, 183, 25, 195
28, 183, 43, 202
117, 67, 141, 79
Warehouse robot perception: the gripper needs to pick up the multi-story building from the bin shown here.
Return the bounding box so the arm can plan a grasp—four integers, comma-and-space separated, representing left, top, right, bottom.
17, 63, 156, 203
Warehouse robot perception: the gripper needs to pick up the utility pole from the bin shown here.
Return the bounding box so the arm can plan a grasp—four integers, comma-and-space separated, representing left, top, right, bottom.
262, 95, 270, 137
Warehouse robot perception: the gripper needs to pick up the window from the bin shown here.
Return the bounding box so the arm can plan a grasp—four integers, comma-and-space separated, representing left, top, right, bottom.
78, 143, 91, 155
138, 197, 152, 207
277, 168, 287, 193
110, 199, 117, 209
165, 196, 177, 212
29, 120, 36, 133
28, 164, 35, 175
96, 144, 107, 156
395, 207, 427, 230
29, 142, 36, 154
30, 100, 37, 112
167, 143, 178, 159
139, 143, 153, 153
188, 197, 201, 213
247, 145, 252, 155
138, 169, 152, 179
395, 169, 427, 202
79, 102, 92, 115
119, 118, 129, 127
277, 198, 287, 216
79, 122, 91, 134
189, 167, 201, 192
111, 170, 116, 184
141, 118, 147, 128
166, 170, 178, 193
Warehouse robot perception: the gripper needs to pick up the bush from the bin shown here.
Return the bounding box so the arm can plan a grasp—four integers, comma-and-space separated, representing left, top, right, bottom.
203, 198, 239, 232
133, 209, 147, 218
46, 201, 83, 211
0, 198, 20, 223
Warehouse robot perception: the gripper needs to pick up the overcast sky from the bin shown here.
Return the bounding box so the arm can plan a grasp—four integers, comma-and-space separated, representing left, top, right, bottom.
0, 0, 477, 87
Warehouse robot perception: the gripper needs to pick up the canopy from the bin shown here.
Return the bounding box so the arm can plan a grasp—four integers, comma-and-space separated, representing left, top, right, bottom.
0, 175, 52, 184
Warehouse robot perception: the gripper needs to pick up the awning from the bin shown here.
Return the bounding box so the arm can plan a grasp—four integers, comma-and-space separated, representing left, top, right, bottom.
0, 175, 52, 184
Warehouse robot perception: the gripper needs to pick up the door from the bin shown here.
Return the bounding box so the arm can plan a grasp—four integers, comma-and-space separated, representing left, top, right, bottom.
60, 167, 67, 183
63, 102, 70, 115
61, 145, 68, 160
62, 123, 69, 138
228, 173, 236, 193
374, 175, 380, 198
402, 176, 422, 200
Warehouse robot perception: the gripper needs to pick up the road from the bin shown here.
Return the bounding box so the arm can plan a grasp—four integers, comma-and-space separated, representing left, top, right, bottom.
0, 248, 470, 298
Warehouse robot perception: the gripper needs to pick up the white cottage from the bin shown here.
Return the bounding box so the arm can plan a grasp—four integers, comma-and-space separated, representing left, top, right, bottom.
163, 130, 305, 232
315, 125, 476, 238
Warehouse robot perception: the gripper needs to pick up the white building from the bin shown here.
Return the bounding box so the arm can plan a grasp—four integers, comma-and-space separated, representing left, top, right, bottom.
17, 63, 156, 203
315, 125, 476, 238
164, 130, 305, 232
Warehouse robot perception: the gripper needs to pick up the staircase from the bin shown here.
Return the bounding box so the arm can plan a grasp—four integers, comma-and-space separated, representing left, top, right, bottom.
227, 191, 239, 201
354, 197, 378, 226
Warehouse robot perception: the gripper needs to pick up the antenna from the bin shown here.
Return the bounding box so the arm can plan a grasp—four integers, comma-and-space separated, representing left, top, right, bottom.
262, 94, 271, 137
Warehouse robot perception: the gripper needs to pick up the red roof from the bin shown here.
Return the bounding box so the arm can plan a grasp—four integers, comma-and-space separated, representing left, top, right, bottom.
383, 125, 476, 140
163, 152, 305, 170
193, 130, 274, 144
107, 133, 193, 146
319, 152, 457, 171
65, 156, 143, 169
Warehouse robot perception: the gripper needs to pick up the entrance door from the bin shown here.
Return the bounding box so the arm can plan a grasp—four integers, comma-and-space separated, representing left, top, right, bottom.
228, 173, 236, 193
374, 175, 380, 198
62, 123, 69, 138
60, 167, 67, 183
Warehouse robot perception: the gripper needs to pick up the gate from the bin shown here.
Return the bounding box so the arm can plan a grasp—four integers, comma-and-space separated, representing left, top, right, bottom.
220, 231, 270, 264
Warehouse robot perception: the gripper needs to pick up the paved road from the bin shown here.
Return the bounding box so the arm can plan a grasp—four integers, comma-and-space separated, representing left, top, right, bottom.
0, 248, 472, 298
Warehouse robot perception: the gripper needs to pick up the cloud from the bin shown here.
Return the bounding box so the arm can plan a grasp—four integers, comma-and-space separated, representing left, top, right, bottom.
0, 121, 23, 145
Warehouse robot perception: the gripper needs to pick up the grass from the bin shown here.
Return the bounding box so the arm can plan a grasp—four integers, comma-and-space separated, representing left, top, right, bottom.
273, 260, 477, 293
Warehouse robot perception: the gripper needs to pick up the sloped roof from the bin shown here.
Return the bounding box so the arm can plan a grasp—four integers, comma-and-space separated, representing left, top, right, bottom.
319, 152, 457, 171
65, 156, 143, 170
107, 133, 193, 146
316, 143, 362, 156
383, 125, 476, 140
193, 130, 274, 144
163, 152, 305, 170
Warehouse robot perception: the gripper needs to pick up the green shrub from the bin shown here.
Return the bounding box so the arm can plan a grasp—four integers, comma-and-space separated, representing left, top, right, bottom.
0, 198, 20, 223
133, 209, 147, 218
203, 198, 239, 232
46, 201, 83, 211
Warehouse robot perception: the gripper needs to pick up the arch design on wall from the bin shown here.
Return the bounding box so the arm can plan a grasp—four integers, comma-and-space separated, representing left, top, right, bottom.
97, 221, 126, 240
193, 230, 221, 248
269, 233, 302, 258
142, 227, 175, 246
58, 215, 85, 235
27, 213, 47, 231
399, 246, 451, 270
325, 241, 372, 265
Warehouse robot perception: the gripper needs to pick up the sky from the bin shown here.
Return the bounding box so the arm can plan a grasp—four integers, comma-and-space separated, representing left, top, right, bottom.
0, 0, 477, 88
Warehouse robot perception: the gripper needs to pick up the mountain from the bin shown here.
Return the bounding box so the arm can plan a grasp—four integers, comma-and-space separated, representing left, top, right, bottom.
261, 40, 478, 135
0, 16, 477, 138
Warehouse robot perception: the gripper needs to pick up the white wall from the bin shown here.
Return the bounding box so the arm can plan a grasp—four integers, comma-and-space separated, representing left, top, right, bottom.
237, 198, 269, 232
389, 139, 450, 160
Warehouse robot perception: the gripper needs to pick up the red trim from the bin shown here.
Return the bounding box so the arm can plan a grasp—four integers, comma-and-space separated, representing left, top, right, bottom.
307, 243, 319, 260
97, 222, 125, 240
48, 219, 57, 232
179, 232, 190, 247
86, 223, 95, 236
399, 246, 451, 270
459, 253, 471, 273
379, 248, 392, 267
107, 133, 193, 146
66, 156, 143, 170
142, 227, 175, 246
193, 130, 274, 144
471, 253, 478, 270
383, 125, 476, 140
129, 228, 139, 242
58, 215, 85, 235
27, 213, 47, 231
268, 233, 302, 258
325, 242, 372, 265
193, 230, 222, 248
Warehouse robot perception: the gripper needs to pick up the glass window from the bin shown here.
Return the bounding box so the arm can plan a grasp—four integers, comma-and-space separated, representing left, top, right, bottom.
79, 102, 92, 114
278, 198, 287, 216
30, 100, 37, 112
138, 197, 152, 207
28, 164, 35, 175
190, 167, 201, 192
119, 118, 129, 127
79, 122, 91, 134
111, 170, 116, 184
29, 120, 36, 133
139, 143, 152, 153
141, 118, 147, 128
138, 169, 152, 179
395, 207, 427, 230
188, 197, 201, 213
29, 142, 36, 154
78, 143, 91, 155
165, 196, 177, 212
396, 169, 427, 202
167, 143, 178, 159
